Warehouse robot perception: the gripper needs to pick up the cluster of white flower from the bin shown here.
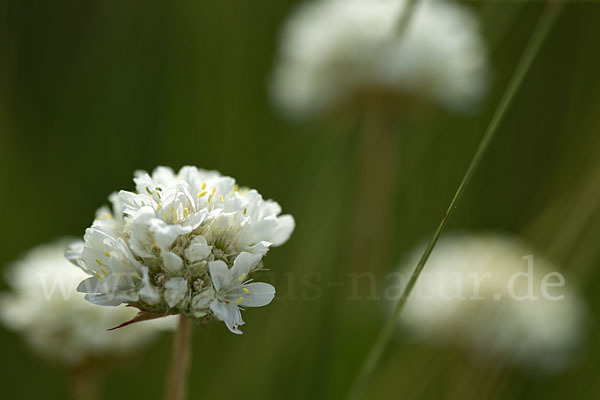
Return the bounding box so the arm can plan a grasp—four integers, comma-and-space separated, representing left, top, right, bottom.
0, 241, 173, 364
395, 234, 586, 372
270, 0, 489, 118
67, 166, 295, 334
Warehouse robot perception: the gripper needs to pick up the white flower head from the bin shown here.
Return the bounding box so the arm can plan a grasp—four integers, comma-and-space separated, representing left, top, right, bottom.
0, 241, 173, 365
271, 0, 489, 118
68, 166, 294, 334
394, 234, 586, 372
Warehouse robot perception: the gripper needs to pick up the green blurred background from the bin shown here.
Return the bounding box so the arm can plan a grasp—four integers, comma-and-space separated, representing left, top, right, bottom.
1, 1, 599, 399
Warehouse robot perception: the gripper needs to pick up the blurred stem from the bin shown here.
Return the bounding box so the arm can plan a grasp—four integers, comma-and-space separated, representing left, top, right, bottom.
346, 4, 560, 400
69, 364, 101, 400
166, 316, 192, 400
394, 0, 420, 35
523, 158, 600, 263
449, 355, 507, 400
350, 96, 399, 273
481, 1, 526, 51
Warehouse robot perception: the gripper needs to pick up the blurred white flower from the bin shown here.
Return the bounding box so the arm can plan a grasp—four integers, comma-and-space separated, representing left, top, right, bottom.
0, 241, 173, 365
271, 0, 489, 118
67, 166, 294, 334
394, 234, 586, 372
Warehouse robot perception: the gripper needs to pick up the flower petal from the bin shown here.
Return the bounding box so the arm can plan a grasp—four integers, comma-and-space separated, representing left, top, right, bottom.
271, 214, 295, 246
84, 287, 139, 306
150, 219, 192, 251
210, 300, 244, 334
208, 261, 230, 292
76, 276, 101, 294
65, 241, 85, 269
231, 252, 261, 281
241, 282, 275, 307
246, 241, 271, 257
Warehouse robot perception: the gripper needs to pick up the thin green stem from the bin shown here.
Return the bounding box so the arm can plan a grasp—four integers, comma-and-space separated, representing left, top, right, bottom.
346, 4, 560, 400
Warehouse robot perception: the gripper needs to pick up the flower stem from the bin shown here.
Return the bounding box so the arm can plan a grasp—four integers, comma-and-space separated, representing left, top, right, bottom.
166, 315, 192, 400
69, 364, 101, 400
350, 96, 399, 274
346, 4, 560, 400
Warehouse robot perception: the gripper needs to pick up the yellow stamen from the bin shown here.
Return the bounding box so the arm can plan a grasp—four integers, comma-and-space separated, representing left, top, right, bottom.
183, 207, 189, 218
235, 297, 244, 305
238, 272, 247, 282
95, 258, 103, 266
243, 288, 249, 294
104, 252, 110, 257
157, 203, 162, 210
197, 191, 207, 198
219, 194, 223, 201
95, 272, 105, 281
163, 207, 176, 221
101, 267, 108, 276
201, 182, 206, 190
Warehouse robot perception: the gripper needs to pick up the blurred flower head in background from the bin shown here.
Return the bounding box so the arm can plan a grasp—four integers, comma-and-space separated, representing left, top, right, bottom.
67, 166, 295, 334
270, 0, 489, 119
0, 241, 172, 365
394, 233, 586, 373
